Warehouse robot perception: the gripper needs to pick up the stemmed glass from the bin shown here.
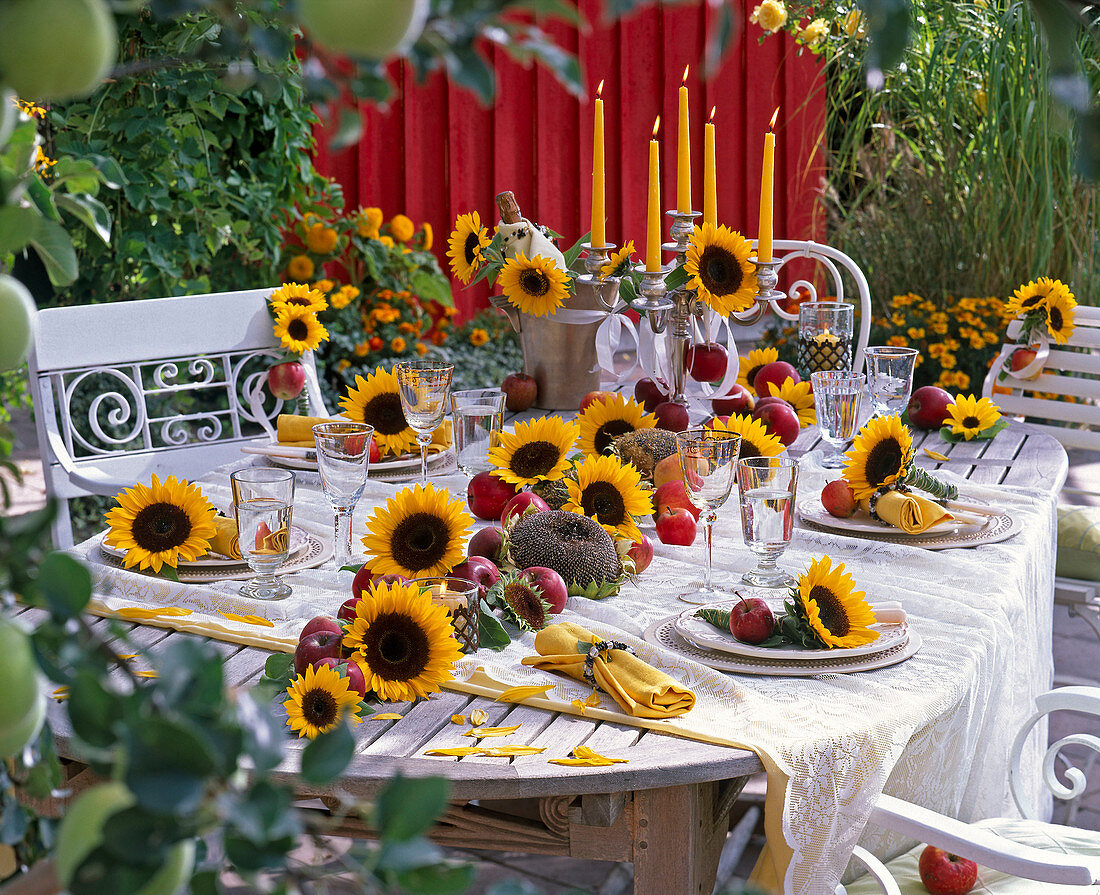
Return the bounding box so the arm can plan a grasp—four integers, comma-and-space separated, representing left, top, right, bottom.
811, 370, 864, 468
864, 346, 919, 417
675, 428, 742, 605
396, 360, 454, 483
312, 422, 374, 568
230, 467, 295, 600
737, 457, 799, 588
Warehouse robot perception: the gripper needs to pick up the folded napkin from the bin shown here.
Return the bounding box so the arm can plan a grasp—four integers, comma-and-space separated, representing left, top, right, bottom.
520, 622, 695, 719
276, 414, 338, 447
859, 490, 954, 534
206, 514, 242, 559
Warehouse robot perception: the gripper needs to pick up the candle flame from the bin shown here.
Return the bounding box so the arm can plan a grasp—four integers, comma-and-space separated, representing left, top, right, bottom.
769, 106, 780, 130
596, 79, 604, 98
709, 106, 716, 123
652, 116, 660, 138
681, 64, 690, 85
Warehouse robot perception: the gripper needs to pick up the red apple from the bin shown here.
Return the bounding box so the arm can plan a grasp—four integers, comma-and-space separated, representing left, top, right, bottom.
299, 616, 343, 642
653, 480, 701, 521
753, 361, 800, 398
368, 437, 381, 464
626, 533, 654, 575
652, 454, 683, 488
337, 597, 359, 622
655, 506, 697, 546
1010, 347, 1037, 372
267, 361, 306, 400
501, 372, 538, 412
752, 396, 792, 413
467, 526, 505, 564
501, 491, 549, 526
918, 846, 978, 895
634, 377, 669, 413
468, 471, 519, 520
685, 342, 729, 382
350, 566, 407, 602
294, 630, 344, 676
653, 400, 690, 432
580, 390, 616, 412
729, 596, 776, 645
821, 480, 858, 518
520, 566, 568, 614
711, 384, 755, 416
907, 385, 953, 430
753, 402, 800, 447
317, 658, 367, 699
451, 555, 500, 602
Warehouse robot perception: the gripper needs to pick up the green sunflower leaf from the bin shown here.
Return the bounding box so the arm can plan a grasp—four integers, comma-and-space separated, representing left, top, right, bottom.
664, 265, 689, 292
478, 609, 511, 651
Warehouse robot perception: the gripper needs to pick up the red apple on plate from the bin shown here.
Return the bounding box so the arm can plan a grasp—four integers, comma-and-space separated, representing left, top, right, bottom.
753, 361, 800, 397
729, 596, 776, 645
753, 402, 800, 446
520, 566, 569, 613
634, 377, 668, 413
685, 342, 728, 382
655, 506, 697, 546
626, 533, 654, 575
267, 361, 306, 400
654, 400, 690, 432
294, 629, 345, 676
654, 480, 702, 521
711, 384, 754, 416
821, 480, 858, 518
299, 616, 343, 642
316, 657, 367, 699
501, 372, 538, 412
337, 597, 359, 622
468, 470, 519, 520
580, 390, 615, 412
467, 526, 505, 564
907, 385, 953, 430
451, 555, 501, 602
918, 846, 978, 895
501, 491, 549, 526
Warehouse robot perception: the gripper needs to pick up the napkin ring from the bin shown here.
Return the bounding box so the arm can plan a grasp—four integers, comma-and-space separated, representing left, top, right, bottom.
867, 482, 913, 523
583, 640, 635, 687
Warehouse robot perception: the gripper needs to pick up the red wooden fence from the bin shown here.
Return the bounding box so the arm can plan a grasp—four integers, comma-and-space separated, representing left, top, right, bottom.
312, 0, 825, 319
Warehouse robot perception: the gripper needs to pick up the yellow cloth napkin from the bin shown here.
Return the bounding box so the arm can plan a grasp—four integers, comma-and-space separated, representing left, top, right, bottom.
276, 414, 336, 446
859, 490, 954, 534
206, 514, 241, 559
520, 622, 696, 719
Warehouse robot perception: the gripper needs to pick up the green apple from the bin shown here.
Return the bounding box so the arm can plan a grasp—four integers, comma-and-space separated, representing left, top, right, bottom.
0, 0, 117, 101
0, 273, 36, 371
56, 782, 196, 895
298, 0, 430, 59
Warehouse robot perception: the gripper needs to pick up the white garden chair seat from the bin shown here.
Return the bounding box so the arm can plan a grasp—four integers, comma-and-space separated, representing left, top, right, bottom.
26, 288, 328, 547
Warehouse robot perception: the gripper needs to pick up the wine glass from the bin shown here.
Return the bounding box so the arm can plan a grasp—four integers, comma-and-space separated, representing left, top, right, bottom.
230, 467, 295, 600
737, 456, 798, 588
396, 360, 454, 482
811, 370, 864, 468
675, 428, 742, 605
312, 422, 374, 569
864, 346, 919, 417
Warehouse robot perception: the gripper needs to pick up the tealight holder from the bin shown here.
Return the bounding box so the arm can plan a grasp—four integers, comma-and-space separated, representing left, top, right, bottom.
797, 301, 854, 377
410, 576, 480, 654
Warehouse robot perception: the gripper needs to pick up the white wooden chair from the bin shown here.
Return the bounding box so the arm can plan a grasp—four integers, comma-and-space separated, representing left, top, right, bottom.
842, 686, 1100, 894
26, 288, 329, 547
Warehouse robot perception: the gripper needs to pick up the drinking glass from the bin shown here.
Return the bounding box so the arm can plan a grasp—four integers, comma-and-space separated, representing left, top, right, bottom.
312, 422, 374, 568
230, 467, 295, 600
737, 457, 798, 588
409, 576, 480, 654
864, 346, 919, 417
450, 388, 506, 477
797, 301, 854, 378
811, 370, 864, 468
396, 360, 454, 482
675, 428, 742, 605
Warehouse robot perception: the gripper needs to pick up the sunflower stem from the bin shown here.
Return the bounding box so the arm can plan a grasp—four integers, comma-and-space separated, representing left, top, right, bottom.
903, 467, 958, 500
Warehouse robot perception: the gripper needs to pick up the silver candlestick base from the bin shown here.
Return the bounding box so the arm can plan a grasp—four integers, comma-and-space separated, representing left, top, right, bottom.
576, 241, 620, 312
731, 255, 783, 326
631, 263, 675, 334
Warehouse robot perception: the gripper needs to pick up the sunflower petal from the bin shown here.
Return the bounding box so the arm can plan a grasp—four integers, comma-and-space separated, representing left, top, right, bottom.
494, 684, 556, 702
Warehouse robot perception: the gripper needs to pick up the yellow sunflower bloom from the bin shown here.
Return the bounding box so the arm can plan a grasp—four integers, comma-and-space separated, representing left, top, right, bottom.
765, 378, 816, 426
390, 214, 415, 243
273, 306, 328, 354
1043, 283, 1077, 344
795, 556, 879, 648
361, 484, 472, 579
1006, 277, 1055, 319
737, 347, 779, 396
305, 223, 339, 254
342, 581, 463, 702
287, 255, 314, 281
843, 414, 913, 500
104, 475, 218, 573
945, 394, 1001, 440
750, 0, 788, 31
599, 241, 636, 280
340, 366, 418, 457
284, 662, 363, 739
488, 416, 579, 487
684, 224, 757, 316
498, 253, 571, 318
707, 413, 783, 459
447, 211, 491, 284
270, 282, 327, 315
577, 393, 658, 457
563, 454, 654, 542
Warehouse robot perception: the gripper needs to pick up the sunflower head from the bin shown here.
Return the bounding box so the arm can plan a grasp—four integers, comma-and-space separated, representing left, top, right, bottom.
1042, 282, 1077, 345
599, 241, 636, 280
781, 556, 879, 649
563, 454, 653, 542
497, 253, 572, 319
488, 572, 552, 632
843, 414, 914, 500
342, 580, 463, 702
362, 483, 473, 578
447, 212, 491, 284
273, 305, 329, 354
1006, 277, 1055, 319
737, 348, 779, 396
945, 394, 1001, 440
577, 393, 658, 457
488, 416, 579, 487
104, 475, 218, 573
340, 366, 417, 457
270, 282, 327, 315
684, 224, 758, 317
283, 661, 363, 739
707, 413, 784, 460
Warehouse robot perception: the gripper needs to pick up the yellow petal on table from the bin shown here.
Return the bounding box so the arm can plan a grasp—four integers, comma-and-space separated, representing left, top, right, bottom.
115, 607, 193, 620
371, 712, 404, 720
469, 709, 488, 725
571, 691, 602, 714
463, 724, 523, 738
923, 447, 950, 462
423, 747, 482, 757
451, 714, 466, 725
117, 654, 138, 661
494, 684, 555, 703
575, 745, 628, 763
549, 757, 619, 766
222, 612, 275, 627
135, 670, 159, 679
477, 745, 547, 757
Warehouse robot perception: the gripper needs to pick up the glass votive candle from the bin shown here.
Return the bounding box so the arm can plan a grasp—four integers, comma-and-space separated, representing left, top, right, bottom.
409, 576, 479, 654
798, 301, 854, 378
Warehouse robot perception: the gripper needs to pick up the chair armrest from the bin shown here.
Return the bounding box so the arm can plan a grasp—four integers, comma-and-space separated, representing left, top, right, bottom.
835, 846, 902, 895
44, 428, 130, 497
869, 794, 1099, 885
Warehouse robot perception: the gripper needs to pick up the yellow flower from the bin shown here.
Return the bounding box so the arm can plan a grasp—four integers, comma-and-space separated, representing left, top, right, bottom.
563, 454, 653, 542
305, 222, 339, 254
940, 353, 957, 370
390, 214, 415, 243
447, 211, 491, 284
945, 394, 1001, 440
356, 206, 383, 239
751, 0, 788, 31
798, 17, 828, 45
684, 224, 757, 316
104, 475, 218, 573
937, 370, 971, 390
354, 341, 371, 357
843, 414, 913, 500
907, 327, 925, 340
420, 222, 433, 251
284, 662, 363, 739
330, 286, 356, 309
287, 255, 315, 281
270, 282, 327, 315
765, 378, 816, 426
498, 254, 571, 318
340, 366, 418, 456
361, 484, 472, 578
795, 556, 879, 649
708, 413, 784, 460
415, 342, 429, 356
470, 328, 489, 346
488, 416, 579, 487
273, 306, 328, 354
599, 241, 636, 280
312, 279, 335, 293
390, 337, 406, 353
1042, 283, 1077, 344
379, 236, 395, 248
578, 393, 657, 457
336, 359, 351, 372
342, 581, 463, 702
886, 335, 908, 347
737, 348, 779, 396
843, 8, 867, 37
33, 146, 57, 173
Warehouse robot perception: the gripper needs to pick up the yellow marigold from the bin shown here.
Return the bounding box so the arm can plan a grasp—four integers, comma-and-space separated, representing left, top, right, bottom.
444, 306, 458, 318
937, 370, 970, 389
431, 331, 448, 346
34, 146, 56, 173
470, 328, 489, 346
907, 327, 925, 340
379, 236, 395, 248
415, 342, 429, 356
390, 214, 415, 243
313, 279, 335, 293
932, 322, 948, 335
391, 337, 407, 353
798, 17, 828, 45
984, 331, 998, 344
843, 8, 867, 37
330, 289, 353, 310
355, 341, 371, 357
945, 338, 960, 350
337, 359, 351, 372
940, 353, 957, 369
886, 335, 907, 347
305, 223, 339, 254
287, 255, 315, 281
890, 313, 906, 327
398, 322, 416, 334
751, 0, 788, 31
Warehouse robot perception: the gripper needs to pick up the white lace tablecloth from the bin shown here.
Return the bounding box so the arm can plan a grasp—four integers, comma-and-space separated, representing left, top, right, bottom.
75, 451, 1061, 895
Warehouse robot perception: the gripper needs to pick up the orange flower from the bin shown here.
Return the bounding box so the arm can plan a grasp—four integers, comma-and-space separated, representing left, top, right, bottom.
287, 255, 315, 281
369, 336, 384, 351
354, 341, 371, 357
431, 331, 448, 346
398, 322, 416, 334
390, 214, 415, 242
313, 279, 335, 293
469, 328, 489, 347
415, 342, 429, 356
391, 337, 407, 353
305, 223, 339, 254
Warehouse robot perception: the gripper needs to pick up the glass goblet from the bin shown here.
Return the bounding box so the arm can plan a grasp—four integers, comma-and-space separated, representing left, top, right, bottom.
811, 370, 864, 469
230, 467, 295, 600
737, 456, 799, 588
312, 422, 374, 569
450, 388, 506, 478
864, 346, 919, 418
396, 360, 454, 482
675, 428, 742, 605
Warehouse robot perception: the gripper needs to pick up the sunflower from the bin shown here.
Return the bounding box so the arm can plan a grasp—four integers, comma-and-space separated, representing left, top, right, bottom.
563, 454, 653, 542
1006, 277, 1058, 319
737, 348, 778, 396
489, 572, 552, 631
792, 556, 879, 649
104, 475, 218, 573
340, 366, 418, 457
342, 581, 463, 702
273, 306, 328, 354
577, 393, 657, 457
283, 662, 363, 739
447, 211, 491, 284
1043, 284, 1077, 344
765, 378, 816, 426
684, 224, 757, 316
498, 254, 571, 318
599, 241, 636, 280
945, 394, 1001, 440
487, 416, 579, 487
707, 413, 783, 460
361, 484, 472, 578
843, 414, 914, 500
270, 282, 327, 315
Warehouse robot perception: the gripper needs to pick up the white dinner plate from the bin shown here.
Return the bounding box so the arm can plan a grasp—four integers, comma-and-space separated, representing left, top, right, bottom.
268, 447, 450, 475
98, 524, 310, 569
795, 493, 987, 539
